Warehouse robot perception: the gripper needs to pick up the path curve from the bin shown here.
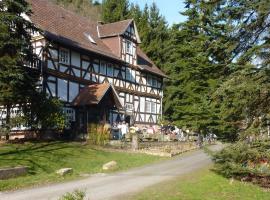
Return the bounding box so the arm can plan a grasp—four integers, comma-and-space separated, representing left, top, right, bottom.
0, 144, 223, 200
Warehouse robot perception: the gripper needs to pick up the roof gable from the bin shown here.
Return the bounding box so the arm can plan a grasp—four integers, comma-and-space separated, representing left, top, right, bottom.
27, 0, 166, 78
98, 19, 141, 43
72, 83, 123, 108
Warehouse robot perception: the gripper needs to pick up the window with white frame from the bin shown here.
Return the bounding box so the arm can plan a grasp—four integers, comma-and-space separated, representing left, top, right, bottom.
151, 102, 156, 113
146, 101, 156, 113
126, 103, 133, 111
145, 101, 151, 113
59, 48, 69, 64
126, 40, 132, 54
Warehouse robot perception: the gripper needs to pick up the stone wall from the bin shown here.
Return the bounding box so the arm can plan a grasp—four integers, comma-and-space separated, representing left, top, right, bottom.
107, 140, 206, 157
0, 166, 28, 180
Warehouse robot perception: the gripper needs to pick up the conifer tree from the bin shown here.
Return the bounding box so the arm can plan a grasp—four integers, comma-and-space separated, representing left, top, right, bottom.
163, 0, 223, 135
0, 0, 39, 134
101, 0, 129, 23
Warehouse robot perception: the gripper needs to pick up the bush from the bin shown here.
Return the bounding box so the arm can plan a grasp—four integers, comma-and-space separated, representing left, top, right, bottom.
58, 190, 86, 200
213, 141, 270, 178
87, 123, 109, 145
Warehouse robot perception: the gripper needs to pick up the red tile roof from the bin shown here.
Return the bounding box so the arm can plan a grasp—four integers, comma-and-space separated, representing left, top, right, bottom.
28, 0, 118, 60
98, 19, 133, 38
27, 0, 166, 77
72, 83, 122, 107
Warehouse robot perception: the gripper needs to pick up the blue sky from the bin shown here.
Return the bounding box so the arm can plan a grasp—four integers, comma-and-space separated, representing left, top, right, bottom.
97, 0, 187, 26
130, 0, 186, 26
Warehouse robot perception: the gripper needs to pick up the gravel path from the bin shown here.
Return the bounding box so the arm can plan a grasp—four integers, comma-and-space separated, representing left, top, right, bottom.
0, 144, 223, 200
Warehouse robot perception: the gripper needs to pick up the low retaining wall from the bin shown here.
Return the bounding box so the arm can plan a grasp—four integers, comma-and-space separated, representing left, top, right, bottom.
107, 140, 206, 157
0, 166, 28, 180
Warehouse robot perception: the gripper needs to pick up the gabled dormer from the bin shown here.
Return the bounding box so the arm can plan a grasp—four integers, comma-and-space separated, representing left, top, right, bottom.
98, 19, 141, 65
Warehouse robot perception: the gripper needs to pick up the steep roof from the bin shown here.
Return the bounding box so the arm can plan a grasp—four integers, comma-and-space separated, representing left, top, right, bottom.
72, 83, 123, 108
27, 0, 166, 77
28, 0, 118, 60
98, 19, 133, 38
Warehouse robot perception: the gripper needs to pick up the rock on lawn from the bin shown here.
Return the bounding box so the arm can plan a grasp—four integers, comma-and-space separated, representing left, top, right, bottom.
102, 161, 117, 170
56, 168, 73, 176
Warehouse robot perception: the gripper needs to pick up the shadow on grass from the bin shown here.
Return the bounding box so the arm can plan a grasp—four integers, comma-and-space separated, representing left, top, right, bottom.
0, 141, 80, 174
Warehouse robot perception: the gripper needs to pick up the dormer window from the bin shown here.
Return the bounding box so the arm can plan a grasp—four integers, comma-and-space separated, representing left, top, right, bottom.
84, 32, 96, 44
59, 48, 69, 64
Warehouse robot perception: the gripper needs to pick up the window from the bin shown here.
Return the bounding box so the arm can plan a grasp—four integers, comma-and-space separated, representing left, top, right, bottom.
145, 101, 151, 113
151, 102, 156, 113
126, 41, 132, 54
152, 78, 157, 88
100, 62, 106, 75
126, 68, 132, 81
147, 76, 152, 86
146, 101, 156, 113
58, 78, 68, 101
84, 32, 96, 44
59, 49, 69, 64
126, 103, 133, 111
107, 64, 113, 77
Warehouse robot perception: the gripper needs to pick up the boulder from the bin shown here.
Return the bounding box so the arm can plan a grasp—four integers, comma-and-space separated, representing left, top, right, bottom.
102, 161, 117, 170
56, 168, 73, 176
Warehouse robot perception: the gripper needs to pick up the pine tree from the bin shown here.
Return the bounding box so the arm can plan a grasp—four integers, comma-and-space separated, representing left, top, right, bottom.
163, 0, 224, 135
101, 0, 129, 23
0, 0, 40, 135
208, 0, 270, 139
140, 3, 169, 69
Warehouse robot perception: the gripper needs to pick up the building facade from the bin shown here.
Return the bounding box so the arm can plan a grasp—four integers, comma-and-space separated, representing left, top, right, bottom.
1, 0, 166, 131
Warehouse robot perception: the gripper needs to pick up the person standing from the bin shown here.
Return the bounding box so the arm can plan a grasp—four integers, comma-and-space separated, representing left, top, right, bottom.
117, 121, 122, 140
121, 121, 129, 139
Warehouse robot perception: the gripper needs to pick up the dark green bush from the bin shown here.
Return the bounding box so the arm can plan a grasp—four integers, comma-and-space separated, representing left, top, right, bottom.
213, 141, 270, 178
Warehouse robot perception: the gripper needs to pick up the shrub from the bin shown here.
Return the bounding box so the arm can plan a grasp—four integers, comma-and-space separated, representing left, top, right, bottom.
213, 141, 270, 178
58, 190, 86, 200
87, 123, 109, 145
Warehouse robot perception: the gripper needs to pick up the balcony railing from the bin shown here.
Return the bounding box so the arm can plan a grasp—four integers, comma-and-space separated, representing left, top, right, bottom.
23, 59, 42, 70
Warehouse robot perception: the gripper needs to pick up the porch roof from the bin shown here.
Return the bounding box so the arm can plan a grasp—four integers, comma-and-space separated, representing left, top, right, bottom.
72, 83, 123, 108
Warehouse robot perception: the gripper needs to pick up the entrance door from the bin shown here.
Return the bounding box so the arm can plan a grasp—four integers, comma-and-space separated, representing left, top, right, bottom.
78, 110, 87, 133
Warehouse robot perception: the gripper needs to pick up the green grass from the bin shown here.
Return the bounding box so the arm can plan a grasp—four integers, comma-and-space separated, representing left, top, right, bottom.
123, 166, 270, 200
0, 141, 162, 191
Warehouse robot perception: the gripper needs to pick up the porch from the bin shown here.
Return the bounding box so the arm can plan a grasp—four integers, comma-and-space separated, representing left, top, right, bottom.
72, 83, 123, 134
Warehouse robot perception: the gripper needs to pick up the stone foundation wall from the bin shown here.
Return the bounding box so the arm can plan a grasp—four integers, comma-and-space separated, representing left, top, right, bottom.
0, 166, 28, 180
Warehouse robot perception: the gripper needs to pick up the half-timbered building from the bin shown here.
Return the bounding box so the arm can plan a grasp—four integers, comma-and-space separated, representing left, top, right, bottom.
2, 0, 167, 132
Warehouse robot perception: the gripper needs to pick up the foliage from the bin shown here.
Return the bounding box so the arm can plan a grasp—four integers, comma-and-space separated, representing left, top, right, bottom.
163, 0, 270, 140
59, 190, 85, 200
87, 123, 110, 145
101, 0, 129, 23
28, 95, 66, 130
206, 0, 270, 139
213, 141, 270, 178
163, 1, 223, 136
51, 0, 101, 21
0, 0, 39, 130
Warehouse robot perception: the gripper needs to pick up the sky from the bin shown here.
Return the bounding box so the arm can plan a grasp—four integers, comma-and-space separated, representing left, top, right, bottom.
130, 0, 187, 26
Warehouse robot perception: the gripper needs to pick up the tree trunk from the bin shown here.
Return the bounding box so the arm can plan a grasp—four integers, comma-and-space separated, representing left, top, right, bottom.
5, 104, 11, 140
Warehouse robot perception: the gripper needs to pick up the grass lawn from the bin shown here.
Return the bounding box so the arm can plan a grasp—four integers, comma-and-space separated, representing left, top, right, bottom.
0, 141, 163, 191
123, 166, 270, 200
